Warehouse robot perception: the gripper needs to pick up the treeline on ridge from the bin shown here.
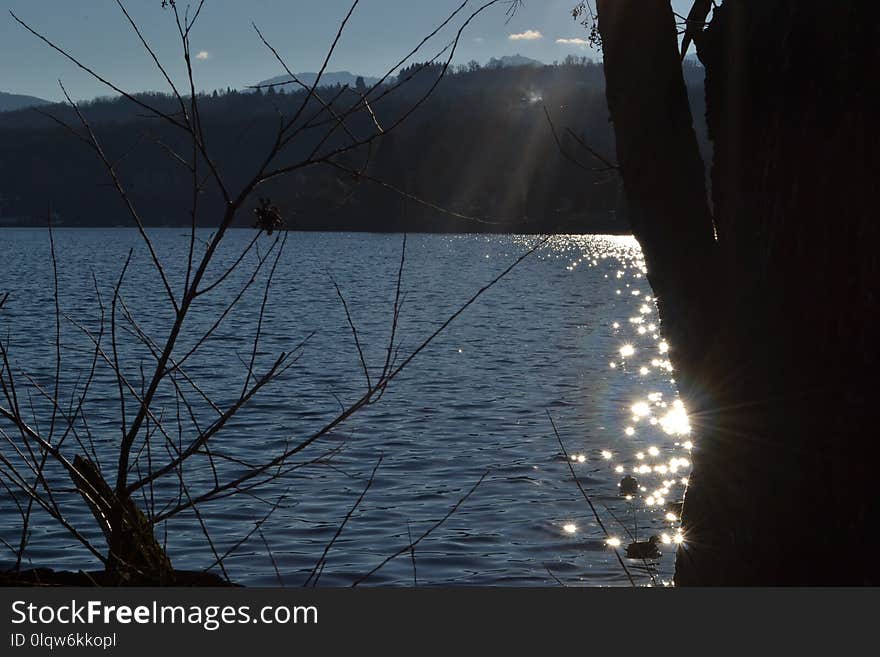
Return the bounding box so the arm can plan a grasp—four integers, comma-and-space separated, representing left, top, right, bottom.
0, 58, 708, 233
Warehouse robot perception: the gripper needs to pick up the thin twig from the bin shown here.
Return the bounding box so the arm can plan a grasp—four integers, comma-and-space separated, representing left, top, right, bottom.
547, 411, 636, 587
352, 471, 489, 586
305, 455, 383, 587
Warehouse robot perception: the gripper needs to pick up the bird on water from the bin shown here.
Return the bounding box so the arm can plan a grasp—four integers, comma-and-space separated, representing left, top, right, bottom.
619, 475, 639, 496
625, 535, 663, 560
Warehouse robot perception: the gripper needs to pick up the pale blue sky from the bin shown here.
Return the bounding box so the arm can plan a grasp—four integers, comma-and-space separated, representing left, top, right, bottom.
1, 1, 695, 102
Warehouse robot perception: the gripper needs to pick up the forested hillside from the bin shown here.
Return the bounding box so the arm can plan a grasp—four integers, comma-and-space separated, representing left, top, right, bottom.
0, 58, 707, 232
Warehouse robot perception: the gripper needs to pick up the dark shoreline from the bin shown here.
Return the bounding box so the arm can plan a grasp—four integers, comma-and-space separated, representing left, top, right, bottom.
0, 224, 633, 236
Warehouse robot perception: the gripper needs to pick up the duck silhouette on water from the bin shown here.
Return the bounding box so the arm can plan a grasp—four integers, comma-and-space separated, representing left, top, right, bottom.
625, 535, 662, 560
619, 475, 639, 496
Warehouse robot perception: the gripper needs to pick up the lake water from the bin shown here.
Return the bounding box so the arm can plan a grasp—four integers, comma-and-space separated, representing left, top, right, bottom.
0, 229, 691, 586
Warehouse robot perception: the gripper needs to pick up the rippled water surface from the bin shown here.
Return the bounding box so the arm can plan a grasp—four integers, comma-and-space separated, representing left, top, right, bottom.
0, 229, 692, 586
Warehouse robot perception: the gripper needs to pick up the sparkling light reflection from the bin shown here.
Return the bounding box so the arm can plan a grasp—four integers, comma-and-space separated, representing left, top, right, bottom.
543, 235, 693, 585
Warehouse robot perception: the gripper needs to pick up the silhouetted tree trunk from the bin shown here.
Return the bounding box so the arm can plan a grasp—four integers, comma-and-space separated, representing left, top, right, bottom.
596, 0, 880, 584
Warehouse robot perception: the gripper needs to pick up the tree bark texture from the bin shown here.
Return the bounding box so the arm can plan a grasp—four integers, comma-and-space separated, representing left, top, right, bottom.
597, 0, 880, 584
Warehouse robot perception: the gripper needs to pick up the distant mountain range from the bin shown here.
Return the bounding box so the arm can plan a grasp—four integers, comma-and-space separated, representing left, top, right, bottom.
252, 56, 545, 93
487, 54, 544, 68
0, 91, 50, 113
253, 71, 383, 92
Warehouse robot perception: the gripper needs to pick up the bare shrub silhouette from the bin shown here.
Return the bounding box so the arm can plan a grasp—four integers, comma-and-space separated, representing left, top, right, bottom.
0, 0, 544, 585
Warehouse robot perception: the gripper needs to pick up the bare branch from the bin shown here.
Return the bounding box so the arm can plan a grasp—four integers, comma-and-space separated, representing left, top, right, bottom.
305, 455, 383, 586
543, 105, 619, 173
547, 411, 636, 587
330, 276, 373, 393
352, 470, 489, 586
